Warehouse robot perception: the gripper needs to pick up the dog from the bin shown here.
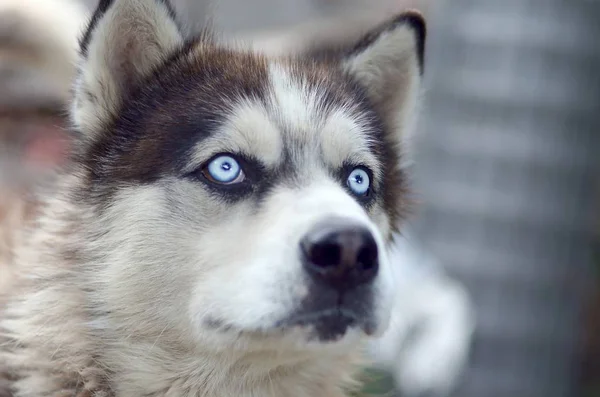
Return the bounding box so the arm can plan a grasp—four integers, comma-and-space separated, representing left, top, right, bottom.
0, 0, 425, 396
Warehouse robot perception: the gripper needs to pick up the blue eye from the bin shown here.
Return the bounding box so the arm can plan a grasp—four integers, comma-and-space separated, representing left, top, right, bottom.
203, 155, 244, 184
347, 168, 370, 196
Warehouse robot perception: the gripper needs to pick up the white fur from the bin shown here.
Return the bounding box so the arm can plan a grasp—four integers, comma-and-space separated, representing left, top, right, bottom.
267, 63, 383, 176
190, 99, 284, 168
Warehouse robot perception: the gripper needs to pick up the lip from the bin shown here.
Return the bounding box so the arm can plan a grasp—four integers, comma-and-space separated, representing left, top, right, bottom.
278, 307, 374, 342
203, 306, 377, 342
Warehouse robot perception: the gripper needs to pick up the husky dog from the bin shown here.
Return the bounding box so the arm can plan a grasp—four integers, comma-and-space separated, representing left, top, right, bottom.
0, 0, 425, 396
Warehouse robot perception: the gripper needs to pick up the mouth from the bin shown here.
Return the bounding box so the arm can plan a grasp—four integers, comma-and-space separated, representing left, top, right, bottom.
202, 285, 378, 343
204, 306, 376, 343
278, 307, 375, 342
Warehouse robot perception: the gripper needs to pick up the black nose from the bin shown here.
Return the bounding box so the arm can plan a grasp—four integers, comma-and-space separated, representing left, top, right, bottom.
300, 218, 379, 291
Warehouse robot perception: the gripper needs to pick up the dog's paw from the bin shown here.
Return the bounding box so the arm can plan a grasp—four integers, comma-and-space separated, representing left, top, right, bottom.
391, 279, 475, 397
394, 336, 467, 397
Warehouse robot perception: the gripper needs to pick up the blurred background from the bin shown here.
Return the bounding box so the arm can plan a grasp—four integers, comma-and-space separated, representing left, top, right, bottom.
1, 1, 599, 397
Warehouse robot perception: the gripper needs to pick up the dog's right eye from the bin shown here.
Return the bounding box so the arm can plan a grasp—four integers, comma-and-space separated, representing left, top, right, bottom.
202, 154, 246, 185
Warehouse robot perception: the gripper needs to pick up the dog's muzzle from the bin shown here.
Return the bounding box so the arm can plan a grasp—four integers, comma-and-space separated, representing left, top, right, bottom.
282, 217, 380, 341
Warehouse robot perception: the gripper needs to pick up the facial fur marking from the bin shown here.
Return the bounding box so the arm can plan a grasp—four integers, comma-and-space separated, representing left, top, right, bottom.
267, 62, 325, 140
266, 62, 382, 176
188, 99, 283, 170
320, 107, 381, 177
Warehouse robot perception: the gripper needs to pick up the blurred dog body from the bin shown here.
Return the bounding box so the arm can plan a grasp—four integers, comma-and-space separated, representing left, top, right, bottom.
369, 233, 474, 397
0, 0, 87, 293
0, 0, 87, 110
0, 0, 87, 296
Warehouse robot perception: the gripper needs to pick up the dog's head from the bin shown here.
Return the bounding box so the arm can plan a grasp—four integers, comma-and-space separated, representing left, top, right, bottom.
73, 0, 425, 351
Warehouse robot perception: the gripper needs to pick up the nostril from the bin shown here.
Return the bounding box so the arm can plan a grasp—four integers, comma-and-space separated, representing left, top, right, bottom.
357, 245, 378, 271
310, 242, 341, 269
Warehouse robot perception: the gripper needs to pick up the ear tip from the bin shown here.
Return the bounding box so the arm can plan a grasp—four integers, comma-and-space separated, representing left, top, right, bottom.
78, 0, 114, 56
391, 10, 426, 42
78, 0, 183, 57
390, 10, 427, 73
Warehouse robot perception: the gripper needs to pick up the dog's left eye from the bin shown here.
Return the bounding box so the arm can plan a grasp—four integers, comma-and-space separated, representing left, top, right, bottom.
202, 154, 245, 184
347, 167, 370, 196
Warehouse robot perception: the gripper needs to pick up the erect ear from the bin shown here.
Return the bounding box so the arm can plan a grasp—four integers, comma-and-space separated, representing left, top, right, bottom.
341, 12, 426, 144
72, 0, 183, 138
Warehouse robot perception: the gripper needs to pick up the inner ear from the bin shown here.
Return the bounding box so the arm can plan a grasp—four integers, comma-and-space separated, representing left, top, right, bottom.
82, 0, 184, 91
79, 0, 183, 58
341, 11, 425, 108
72, 0, 184, 137
344, 12, 425, 76
337, 11, 426, 143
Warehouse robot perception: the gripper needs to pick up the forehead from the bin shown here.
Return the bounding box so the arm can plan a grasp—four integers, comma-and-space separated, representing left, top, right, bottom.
85, 44, 385, 183
194, 60, 382, 174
